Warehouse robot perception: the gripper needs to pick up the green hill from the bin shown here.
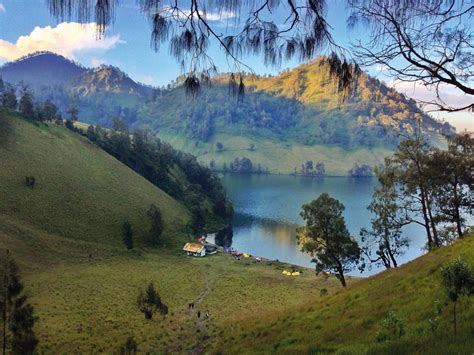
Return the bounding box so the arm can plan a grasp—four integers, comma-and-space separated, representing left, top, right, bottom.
0, 110, 190, 251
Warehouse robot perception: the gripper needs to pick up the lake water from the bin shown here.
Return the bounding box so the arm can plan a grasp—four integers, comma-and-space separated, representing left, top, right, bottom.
209, 174, 428, 276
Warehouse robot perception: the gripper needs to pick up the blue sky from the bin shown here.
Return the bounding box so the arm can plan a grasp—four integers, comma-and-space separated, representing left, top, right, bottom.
0, 0, 472, 130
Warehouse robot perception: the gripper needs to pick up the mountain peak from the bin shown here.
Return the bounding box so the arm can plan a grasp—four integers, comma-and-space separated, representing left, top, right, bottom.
0, 51, 86, 87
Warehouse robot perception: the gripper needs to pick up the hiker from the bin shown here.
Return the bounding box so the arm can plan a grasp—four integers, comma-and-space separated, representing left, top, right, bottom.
191, 302, 194, 309
197, 311, 201, 319
205, 311, 209, 319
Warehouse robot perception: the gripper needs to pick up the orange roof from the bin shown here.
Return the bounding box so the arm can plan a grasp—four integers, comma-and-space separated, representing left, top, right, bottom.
183, 242, 205, 253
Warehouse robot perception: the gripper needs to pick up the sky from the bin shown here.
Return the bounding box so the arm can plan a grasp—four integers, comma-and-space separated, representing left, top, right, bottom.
0, 0, 472, 131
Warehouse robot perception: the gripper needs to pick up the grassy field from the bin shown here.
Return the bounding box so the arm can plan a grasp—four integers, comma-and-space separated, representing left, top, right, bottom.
158, 130, 393, 176
1, 205, 341, 353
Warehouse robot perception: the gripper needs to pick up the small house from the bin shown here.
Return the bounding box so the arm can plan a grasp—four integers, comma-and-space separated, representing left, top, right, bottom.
183, 242, 206, 257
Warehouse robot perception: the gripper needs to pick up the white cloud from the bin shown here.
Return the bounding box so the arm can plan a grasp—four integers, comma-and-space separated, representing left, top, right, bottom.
0, 4, 6, 13
140, 75, 156, 85
0, 22, 122, 61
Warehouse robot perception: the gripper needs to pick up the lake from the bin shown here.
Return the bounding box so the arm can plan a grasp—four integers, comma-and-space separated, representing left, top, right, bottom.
209, 174, 428, 276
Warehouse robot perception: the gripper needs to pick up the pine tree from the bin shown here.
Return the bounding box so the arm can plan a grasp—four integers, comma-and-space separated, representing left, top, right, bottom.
0, 250, 38, 354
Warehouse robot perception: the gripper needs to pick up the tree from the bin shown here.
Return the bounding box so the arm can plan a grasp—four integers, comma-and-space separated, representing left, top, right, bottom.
146, 204, 163, 247
388, 134, 440, 250
216, 142, 224, 152
297, 193, 360, 287
18, 91, 35, 119
1, 87, 17, 110
67, 104, 79, 122
440, 257, 474, 336
122, 221, 134, 250
37, 100, 58, 122
360, 169, 408, 270
350, 0, 473, 112
315, 161, 325, 176
0, 250, 38, 354
428, 134, 473, 238
137, 283, 168, 320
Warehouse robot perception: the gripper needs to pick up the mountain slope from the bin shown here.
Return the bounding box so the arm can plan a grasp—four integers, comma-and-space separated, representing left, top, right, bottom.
0, 52, 454, 175
0, 109, 190, 250
0, 52, 86, 87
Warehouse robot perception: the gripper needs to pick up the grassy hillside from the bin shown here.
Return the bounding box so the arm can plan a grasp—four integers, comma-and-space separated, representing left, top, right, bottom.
216, 235, 474, 354
0, 110, 190, 249
159, 130, 393, 176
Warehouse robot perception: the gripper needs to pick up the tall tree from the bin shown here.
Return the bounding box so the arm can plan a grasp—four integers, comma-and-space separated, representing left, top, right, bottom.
387, 134, 440, 250
360, 168, 409, 270
0, 250, 38, 355
429, 133, 473, 238
297, 193, 360, 287
18, 91, 35, 119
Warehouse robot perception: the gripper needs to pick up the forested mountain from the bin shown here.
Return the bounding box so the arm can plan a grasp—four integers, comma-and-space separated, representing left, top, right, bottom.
0, 51, 455, 174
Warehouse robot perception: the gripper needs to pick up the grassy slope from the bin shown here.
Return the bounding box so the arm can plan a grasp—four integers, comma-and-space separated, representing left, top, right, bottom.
158, 131, 392, 176
0, 112, 189, 250
216, 236, 474, 354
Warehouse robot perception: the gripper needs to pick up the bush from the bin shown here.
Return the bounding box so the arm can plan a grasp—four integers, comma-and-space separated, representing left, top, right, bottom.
375, 311, 404, 342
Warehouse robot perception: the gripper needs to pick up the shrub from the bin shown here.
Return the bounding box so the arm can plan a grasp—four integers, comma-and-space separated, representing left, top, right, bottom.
375, 311, 404, 342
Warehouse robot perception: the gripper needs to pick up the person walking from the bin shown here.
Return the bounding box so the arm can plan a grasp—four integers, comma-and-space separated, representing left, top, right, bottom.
197, 311, 201, 319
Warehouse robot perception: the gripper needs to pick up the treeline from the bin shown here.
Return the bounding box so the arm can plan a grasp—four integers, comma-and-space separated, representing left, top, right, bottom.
83, 120, 233, 232
298, 132, 473, 286
293, 160, 326, 177
211, 157, 270, 174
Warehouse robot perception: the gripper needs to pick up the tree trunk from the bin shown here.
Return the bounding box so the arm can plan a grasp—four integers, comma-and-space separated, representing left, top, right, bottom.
339, 273, 346, 287
419, 189, 434, 250
453, 180, 463, 238
453, 301, 457, 337
425, 194, 439, 247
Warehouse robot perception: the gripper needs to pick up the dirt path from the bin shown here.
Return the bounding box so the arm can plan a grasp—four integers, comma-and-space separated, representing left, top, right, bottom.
189, 273, 213, 355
